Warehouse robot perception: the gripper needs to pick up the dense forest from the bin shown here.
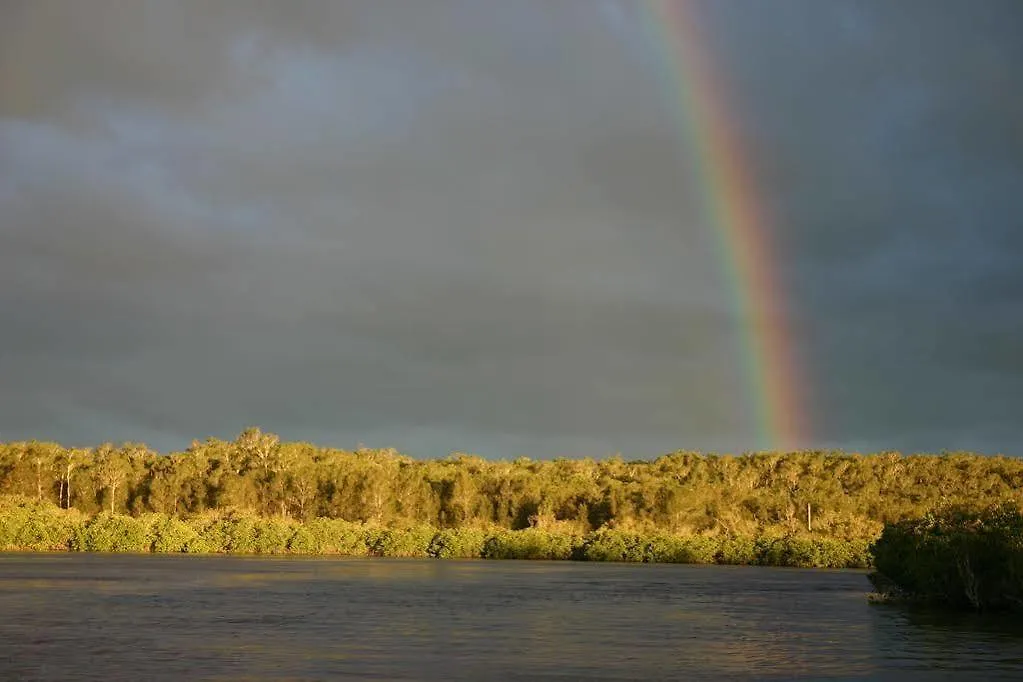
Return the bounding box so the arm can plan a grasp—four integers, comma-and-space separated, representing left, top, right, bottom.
2, 428, 1020, 539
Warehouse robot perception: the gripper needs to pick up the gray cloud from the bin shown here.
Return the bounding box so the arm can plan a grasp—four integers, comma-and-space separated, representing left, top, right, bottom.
693, 0, 1023, 453
1, 0, 1021, 456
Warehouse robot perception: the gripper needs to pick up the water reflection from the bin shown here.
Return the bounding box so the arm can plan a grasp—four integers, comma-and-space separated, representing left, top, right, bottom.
870, 603, 1023, 678
0, 555, 1019, 680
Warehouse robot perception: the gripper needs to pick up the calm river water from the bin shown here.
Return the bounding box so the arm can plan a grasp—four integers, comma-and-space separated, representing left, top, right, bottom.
1, 554, 1021, 680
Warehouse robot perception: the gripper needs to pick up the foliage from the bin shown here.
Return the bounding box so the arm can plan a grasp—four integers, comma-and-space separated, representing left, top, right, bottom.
870, 503, 1023, 611
143, 513, 199, 553
715, 536, 758, 565
1, 432, 1019, 569
369, 525, 436, 558
481, 528, 581, 560
288, 518, 373, 555
185, 514, 234, 554
72, 513, 148, 553
428, 528, 489, 559
0, 496, 84, 551
220, 515, 296, 555
577, 529, 651, 562
648, 535, 721, 564
0, 497, 879, 567
754, 536, 872, 569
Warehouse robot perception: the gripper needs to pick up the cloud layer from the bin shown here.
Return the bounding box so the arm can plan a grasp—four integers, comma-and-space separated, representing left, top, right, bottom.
1, 0, 1021, 456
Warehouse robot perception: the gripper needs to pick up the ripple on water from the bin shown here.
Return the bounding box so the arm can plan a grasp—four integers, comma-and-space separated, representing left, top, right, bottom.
0, 555, 1019, 681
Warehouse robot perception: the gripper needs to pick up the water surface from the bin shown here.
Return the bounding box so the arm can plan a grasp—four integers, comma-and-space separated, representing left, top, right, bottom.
1, 554, 1021, 680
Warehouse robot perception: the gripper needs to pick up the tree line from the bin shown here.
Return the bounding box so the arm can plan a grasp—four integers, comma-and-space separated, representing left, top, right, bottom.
1, 428, 1019, 541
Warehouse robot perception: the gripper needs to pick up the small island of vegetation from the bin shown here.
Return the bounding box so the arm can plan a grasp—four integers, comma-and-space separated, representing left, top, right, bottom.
869, 504, 1023, 612
1, 429, 1021, 581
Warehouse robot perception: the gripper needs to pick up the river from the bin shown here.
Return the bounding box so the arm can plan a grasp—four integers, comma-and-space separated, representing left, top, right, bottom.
1, 554, 1020, 680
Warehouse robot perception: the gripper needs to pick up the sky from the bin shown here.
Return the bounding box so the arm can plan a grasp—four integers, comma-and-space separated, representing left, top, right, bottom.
1, 0, 1021, 458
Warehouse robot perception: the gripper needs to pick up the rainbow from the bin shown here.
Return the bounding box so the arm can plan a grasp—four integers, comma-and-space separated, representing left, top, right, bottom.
639, 0, 808, 451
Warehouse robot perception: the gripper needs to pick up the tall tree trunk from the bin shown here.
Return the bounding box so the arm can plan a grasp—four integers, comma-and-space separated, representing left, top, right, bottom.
63, 460, 75, 509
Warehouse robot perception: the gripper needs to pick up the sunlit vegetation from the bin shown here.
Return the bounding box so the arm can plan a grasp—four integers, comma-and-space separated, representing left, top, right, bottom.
869, 504, 1023, 611
0, 497, 872, 567
1, 428, 1020, 568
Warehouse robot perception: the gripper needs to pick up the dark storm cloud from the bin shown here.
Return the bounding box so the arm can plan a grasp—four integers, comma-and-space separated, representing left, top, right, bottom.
693, 0, 1023, 453
1, 0, 1020, 456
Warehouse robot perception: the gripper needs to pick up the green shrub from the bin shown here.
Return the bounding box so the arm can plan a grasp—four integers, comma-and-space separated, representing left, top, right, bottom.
0, 501, 83, 551
223, 516, 294, 554
0, 519, 22, 550
0, 498, 80, 551
12, 514, 54, 550
144, 514, 199, 553
182, 534, 217, 554
73, 513, 148, 553
751, 535, 864, 568
369, 525, 435, 558
481, 529, 580, 560
253, 518, 296, 554
753, 535, 788, 567
0, 502, 30, 550
577, 529, 647, 562
848, 539, 873, 569
223, 516, 259, 554
186, 515, 233, 553
716, 536, 758, 565
303, 518, 372, 556
429, 528, 488, 559
646, 535, 719, 564
287, 525, 321, 554
820, 537, 871, 569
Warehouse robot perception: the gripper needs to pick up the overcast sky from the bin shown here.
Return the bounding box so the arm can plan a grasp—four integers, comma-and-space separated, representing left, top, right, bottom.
1, 1, 1021, 457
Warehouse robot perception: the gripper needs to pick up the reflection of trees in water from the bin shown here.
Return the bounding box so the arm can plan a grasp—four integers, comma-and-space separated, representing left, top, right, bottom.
870, 604, 1023, 675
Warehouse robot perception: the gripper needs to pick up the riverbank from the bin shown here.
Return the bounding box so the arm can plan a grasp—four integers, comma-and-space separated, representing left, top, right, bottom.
5, 437, 1022, 546
0, 499, 871, 568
